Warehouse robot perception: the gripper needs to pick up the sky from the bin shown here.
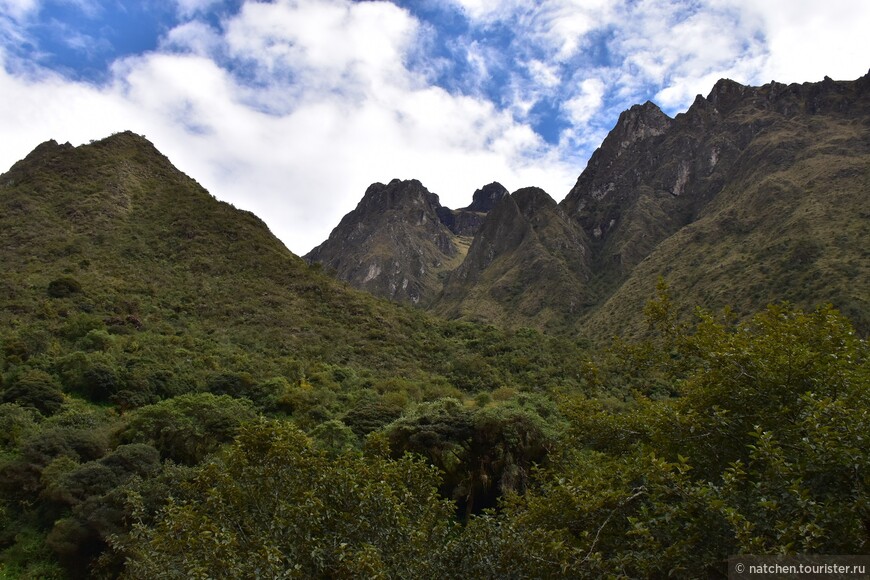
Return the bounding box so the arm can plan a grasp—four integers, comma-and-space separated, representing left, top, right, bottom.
0, 0, 868, 255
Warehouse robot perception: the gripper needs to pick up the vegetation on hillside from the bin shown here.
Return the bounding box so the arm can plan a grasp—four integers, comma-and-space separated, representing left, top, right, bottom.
1, 280, 865, 577
1, 133, 866, 577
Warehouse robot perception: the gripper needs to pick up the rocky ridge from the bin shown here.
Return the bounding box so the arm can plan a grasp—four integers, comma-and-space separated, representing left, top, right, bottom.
309, 72, 870, 335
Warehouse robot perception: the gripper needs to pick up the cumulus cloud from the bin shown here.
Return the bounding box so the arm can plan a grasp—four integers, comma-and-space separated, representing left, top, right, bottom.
0, 0, 582, 254
1, 0, 868, 254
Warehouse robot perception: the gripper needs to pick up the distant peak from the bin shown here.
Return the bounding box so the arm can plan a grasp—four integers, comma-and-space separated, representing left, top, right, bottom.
606, 100, 672, 152
20, 138, 73, 165
359, 178, 441, 213
512, 187, 556, 215
706, 78, 748, 110
33, 138, 73, 153
465, 182, 509, 213
94, 130, 157, 149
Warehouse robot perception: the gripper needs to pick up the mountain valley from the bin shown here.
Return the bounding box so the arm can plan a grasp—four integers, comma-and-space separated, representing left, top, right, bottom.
0, 71, 867, 578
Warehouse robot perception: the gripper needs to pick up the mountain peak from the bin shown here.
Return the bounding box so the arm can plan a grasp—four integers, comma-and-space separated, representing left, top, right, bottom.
604, 100, 672, 155
306, 178, 461, 305
512, 187, 556, 216
464, 182, 509, 213
705, 77, 749, 113
357, 179, 441, 215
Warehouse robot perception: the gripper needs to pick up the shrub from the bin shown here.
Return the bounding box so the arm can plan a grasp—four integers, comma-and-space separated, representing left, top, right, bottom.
119, 420, 454, 578
120, 393, 256, 465
1, 370, 65, 416
47, 277, 82, 298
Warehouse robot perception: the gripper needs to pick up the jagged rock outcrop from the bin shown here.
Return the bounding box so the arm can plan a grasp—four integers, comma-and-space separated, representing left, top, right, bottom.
437, 182, 509, 236
306, 180, 508, 305
305, 179, 458, 304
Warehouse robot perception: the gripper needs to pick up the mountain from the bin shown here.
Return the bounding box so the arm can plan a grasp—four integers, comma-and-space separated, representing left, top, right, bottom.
0, 132, 598, 577
435, 187, 591, 330
0, 132, 512, 387
304, 179, 507, 305
1, 92, 866, 580
570, 73, 870, 337
310, 72, 870, 336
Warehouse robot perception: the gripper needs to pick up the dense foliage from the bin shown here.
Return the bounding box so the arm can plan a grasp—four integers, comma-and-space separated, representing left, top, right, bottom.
1, 134, 866, 577
2, 285, 865, 577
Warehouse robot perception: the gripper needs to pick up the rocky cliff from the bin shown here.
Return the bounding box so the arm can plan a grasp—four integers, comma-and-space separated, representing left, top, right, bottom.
305, 179, 507, 305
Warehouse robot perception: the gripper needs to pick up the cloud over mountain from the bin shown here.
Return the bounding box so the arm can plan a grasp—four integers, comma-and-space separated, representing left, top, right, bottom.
0, 0, 867, 254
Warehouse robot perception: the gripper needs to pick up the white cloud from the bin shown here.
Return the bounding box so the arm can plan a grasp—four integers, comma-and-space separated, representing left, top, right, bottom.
0, 0, 38, 20
0, 0, 582, 254
2, 0, 868, 255
161, 20, 222, 56
563, 77, 605, 124
526, 59, 561, 88
173, 0, 223, 19
718, 0, 870, 84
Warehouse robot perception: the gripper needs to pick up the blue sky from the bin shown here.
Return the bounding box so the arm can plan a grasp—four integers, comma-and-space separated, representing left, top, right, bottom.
1, 0, 868, 253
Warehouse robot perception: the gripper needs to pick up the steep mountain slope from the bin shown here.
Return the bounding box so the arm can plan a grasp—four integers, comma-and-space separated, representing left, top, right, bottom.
435, 187, 591, 331
310, 72, 869, 336
304, 179, 507, 305
567, 73, 870, 337
0, 134, 599, 577
0, 133, 495, 383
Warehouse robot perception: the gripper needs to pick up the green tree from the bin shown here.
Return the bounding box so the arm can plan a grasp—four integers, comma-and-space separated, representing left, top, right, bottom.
1, 370, 65, 416
387, 397, 559, 516
119, 393, 256, 465
119, 419, 455, 578
478, 303, 869, 577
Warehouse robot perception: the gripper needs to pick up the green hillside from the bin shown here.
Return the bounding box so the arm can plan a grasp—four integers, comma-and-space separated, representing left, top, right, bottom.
0, 131, 866, 578
0, 132, 591, 577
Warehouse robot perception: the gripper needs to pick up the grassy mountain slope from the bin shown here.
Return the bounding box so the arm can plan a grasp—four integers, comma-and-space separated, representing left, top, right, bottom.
0, 133, 587, 394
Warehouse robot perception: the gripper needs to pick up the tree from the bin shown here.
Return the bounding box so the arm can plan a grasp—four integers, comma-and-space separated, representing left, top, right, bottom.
386, 397, 559, 516
478, 303, 870, 577
1, 370, 65, 416
119, 393, 256, 465
119, 419, 455, 578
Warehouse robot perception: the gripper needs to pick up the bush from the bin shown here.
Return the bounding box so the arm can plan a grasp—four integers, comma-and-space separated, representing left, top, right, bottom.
1, 370, 65, 416
119, 420, 455, 578
0, 402, 40, 448
47, 277, 82, 298
120, 393, 256, 465
21, 427, 109, 466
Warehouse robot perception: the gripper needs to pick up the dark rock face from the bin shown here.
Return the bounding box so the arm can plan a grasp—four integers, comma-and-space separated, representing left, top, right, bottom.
436, 187, 591, 330
563, 72, 870, 337
436, 182, 508, 236
465, 182, 509, 213
306, 180, 509, 304
560, 72, 870, 291
305, 179, 458, 305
